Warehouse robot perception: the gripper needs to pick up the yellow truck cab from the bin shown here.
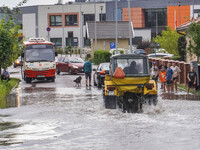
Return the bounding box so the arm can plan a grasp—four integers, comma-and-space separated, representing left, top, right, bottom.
104, 54, 157, 113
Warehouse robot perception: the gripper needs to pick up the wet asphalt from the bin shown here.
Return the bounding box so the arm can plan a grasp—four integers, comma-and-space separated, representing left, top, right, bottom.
0, 66, 200, 150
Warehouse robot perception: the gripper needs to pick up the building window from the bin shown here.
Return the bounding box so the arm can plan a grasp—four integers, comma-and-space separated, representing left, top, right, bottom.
66, 37, 78, 46
113, 8, 122, 21
50, 38, 62, 47
50, 15, 62, 26
84, 14, 95, 25
65, 15, 78, 26
99, 14, 106, 21
145, 9, 167, 28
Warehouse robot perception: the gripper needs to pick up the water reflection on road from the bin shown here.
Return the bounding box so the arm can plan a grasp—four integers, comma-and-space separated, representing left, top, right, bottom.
1, 87, 200, 150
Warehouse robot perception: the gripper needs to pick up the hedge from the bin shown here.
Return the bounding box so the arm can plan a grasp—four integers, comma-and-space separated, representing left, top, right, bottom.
94, 50, 112, 65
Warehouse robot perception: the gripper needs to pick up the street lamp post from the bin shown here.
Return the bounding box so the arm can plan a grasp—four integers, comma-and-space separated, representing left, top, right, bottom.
128, 0, 132, 53
94, 0, 97, 51
156, 10, 158, 36
115, 0, 118, 54
178, 0, 181, 26
100, 6, 103, 21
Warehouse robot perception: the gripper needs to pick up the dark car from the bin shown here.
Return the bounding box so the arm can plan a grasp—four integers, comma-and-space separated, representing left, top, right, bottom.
134, 49, 146, 55
93, 63, 110, 87
56, 56, 84, 75
13, 56, 23, 68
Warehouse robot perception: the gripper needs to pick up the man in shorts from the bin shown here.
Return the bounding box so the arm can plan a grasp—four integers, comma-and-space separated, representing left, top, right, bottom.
84, 58, 92, 87
187, 66, 197, 95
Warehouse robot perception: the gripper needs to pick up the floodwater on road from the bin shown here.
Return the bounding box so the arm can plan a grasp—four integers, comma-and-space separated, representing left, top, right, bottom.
1, 86, 200, 150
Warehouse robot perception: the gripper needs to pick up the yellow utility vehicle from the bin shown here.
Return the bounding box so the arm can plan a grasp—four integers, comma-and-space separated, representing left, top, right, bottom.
103, 54, 157, 113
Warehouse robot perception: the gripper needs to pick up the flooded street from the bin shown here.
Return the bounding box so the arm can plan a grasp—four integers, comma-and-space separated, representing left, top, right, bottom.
1, 68, 200, 150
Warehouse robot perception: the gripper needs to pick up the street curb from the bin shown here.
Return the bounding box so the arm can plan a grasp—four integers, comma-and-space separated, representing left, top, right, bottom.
10, 78, 21, 93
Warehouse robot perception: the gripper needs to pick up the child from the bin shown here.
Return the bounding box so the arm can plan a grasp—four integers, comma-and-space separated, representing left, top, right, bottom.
159, 66, 167, 93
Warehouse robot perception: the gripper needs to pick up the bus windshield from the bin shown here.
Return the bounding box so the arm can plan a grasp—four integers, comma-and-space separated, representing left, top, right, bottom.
25, 45, 55, 62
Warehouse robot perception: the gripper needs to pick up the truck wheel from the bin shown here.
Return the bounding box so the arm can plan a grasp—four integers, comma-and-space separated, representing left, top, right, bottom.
56, 68, 60, 75
123, 98, 139, 113
26, 77, 31, 83
104, 95, 117, 109
51, 77, 55, 82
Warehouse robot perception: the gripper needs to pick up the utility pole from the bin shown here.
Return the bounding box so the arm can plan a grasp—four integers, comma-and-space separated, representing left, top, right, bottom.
156, 10, 158, 36
62, 4, 65, 54
94, 0, 97, 51
80, 3, 83, 58
115, 0, 118, 54
128, 0, 132, 53
178, 0, 181, 26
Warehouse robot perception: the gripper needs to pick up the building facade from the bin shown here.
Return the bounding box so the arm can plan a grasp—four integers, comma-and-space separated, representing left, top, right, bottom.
20, 2, 105, 48
20, 0, 200, 49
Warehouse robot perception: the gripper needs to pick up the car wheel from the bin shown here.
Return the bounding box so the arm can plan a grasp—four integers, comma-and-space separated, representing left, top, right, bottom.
68, 68, 72, 75
56, 67, 60, 75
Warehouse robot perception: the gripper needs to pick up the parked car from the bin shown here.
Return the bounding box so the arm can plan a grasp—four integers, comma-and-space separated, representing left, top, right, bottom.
133, 49, 146, 55
56, 56, 84, 75
13, 56, 23, 68
147, 53, 174, 58
93, 62, 110, 87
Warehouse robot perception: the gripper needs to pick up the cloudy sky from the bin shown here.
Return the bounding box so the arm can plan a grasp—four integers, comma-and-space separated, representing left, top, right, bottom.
0, 0, 73, 8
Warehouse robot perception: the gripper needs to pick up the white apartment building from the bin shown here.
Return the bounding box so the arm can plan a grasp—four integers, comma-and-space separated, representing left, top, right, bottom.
20, 2, 106, 48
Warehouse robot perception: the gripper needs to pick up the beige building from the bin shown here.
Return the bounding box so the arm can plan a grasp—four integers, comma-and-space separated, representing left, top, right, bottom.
86, 21, 134, 57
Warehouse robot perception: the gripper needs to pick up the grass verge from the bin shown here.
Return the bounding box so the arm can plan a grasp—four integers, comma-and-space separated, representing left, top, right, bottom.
0, 78, 20, 109
178, 84, 200, 96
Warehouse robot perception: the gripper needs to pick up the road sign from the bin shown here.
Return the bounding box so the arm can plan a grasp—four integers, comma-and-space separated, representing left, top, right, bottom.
46, 27, 51, 32
110, 42, 115, 49
73, 38, 78, 43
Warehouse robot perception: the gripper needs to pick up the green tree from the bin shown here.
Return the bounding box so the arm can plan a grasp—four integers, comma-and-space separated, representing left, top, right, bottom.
153, 27, 181, 56
186, 22, 200, 60
0, 0, 27, 71
178, 36, 187, 61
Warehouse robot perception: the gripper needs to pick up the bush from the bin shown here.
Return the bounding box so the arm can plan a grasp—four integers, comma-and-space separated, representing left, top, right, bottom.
94, 50, 112, 65
112, 50, 124, 55
137, 40, 151, 49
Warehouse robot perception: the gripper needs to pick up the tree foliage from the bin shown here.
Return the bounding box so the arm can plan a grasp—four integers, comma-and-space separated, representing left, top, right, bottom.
178, 36, 187, 61
153, 27, 180, 56
137, 40, 151, 49
186, 22, 200, 58
0, 0, 27, 71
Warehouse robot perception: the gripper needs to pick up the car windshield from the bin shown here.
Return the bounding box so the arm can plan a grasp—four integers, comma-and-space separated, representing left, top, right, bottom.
113, 58, 149, 76
25, 44, 55, 62
69, 58, 84, 63
101, 63, 110, 70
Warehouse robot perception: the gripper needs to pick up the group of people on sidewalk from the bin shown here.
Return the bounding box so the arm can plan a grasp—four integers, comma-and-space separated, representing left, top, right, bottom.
151, 61, 197, 94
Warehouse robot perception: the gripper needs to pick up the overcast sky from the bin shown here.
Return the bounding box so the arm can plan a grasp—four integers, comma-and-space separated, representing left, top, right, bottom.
0, 0, 73, 8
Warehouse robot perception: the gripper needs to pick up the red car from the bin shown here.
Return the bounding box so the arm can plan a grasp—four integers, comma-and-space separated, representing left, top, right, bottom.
56, 56, 84, 75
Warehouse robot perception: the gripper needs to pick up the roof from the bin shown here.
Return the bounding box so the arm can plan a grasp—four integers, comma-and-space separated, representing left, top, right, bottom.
176, 17, 200, 31
86, 21, 134, 39
111, 54, 147, 59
